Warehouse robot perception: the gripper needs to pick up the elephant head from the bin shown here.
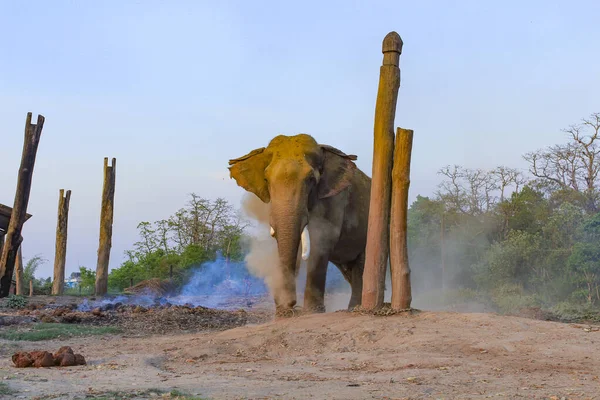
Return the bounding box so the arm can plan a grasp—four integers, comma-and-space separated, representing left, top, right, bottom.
228, 134, 357, 310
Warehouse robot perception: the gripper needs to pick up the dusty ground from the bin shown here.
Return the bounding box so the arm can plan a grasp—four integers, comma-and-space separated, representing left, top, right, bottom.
1, 308, 599, 399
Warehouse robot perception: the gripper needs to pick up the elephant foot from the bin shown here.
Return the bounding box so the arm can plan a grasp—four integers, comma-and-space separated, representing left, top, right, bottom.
275, 305, 302, 319
302, 304, 326, 314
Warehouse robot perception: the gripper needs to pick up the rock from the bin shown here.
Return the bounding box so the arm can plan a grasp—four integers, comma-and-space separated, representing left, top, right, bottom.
74, 354, 86, 365
59, 353, 76, 367
12, 347, 85, 368
32, 351, 54, 368
12, 352, 33, 368
53, 346, 74, 365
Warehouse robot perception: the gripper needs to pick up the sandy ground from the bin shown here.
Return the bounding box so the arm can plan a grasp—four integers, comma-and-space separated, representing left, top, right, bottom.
1, 310, 599, 399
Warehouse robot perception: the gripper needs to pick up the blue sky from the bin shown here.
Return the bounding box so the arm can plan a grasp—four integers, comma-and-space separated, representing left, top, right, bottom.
1, 1, 599, 278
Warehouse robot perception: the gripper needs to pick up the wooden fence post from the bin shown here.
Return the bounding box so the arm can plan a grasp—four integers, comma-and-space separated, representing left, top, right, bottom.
0, 113, 44, 297
29, 279, 33, 297
15, 245, 24, 295
390, 128, 414, 310
52, 189, 71, 295
95, 158, 116, 295
361, 32, 403, 310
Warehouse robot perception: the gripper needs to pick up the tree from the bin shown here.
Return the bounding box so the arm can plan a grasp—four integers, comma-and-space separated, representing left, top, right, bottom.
524, 112, 600, 213
568, 212, 600, 303
23, 254, 47, 286
78, 267, 96, 293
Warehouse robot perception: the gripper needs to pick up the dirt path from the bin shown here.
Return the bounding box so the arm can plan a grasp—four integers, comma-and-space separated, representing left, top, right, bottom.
1, 311, 599, 399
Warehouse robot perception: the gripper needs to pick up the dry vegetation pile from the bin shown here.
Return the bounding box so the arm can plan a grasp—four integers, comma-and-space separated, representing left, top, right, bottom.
123, 278, 177, 297
13, 301, 271, 335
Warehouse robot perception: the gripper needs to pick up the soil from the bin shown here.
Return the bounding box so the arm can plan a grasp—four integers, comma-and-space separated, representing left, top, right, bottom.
1, 300, 599, 399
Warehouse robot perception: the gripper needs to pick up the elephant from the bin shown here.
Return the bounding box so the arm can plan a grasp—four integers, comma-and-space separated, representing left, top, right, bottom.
228, 133, 371, 315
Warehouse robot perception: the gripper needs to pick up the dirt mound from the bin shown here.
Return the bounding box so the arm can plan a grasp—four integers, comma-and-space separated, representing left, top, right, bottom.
124, 278, 176, 297
160, 311, 600, 398
12, 346, 86, 368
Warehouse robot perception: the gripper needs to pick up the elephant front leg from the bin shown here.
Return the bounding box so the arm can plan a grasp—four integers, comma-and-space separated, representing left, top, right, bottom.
303, 253, 329, 313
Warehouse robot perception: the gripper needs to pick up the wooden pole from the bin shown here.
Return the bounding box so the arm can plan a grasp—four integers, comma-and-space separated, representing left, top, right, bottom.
15, 244, 24, 295
441, 213, 446, 290
361, 32, 403, 310
29, 279, 33, 297
95, 158, 116, 296
0, 113, 44, 297
390, 128, 414, 310
52, 189, 71, 295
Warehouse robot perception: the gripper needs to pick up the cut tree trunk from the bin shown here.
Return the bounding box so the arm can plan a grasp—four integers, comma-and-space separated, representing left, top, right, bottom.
390, 128, 413, 310
15, 245, 24, 295
0, 113, 44, 297
52, 189, 72, 295
95, 158, 116, 295
362, 32, 403, 310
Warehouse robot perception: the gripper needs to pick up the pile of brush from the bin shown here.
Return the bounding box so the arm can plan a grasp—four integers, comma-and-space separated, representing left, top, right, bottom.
124, 278, 176, 297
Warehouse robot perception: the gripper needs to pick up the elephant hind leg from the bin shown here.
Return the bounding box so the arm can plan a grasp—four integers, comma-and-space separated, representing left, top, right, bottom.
333, 253, 365, 310
347, 253, 364, 310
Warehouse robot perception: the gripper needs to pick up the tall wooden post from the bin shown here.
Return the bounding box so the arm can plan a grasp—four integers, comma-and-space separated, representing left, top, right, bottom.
0, 113, 44, 297
361, 32, 403, 310
390, 128, 414, 310
52, 189, 72, 295
29, 279, 33, 297
95, 158, 116, 296
441, 213, 446, 290
15, 245, 24, 295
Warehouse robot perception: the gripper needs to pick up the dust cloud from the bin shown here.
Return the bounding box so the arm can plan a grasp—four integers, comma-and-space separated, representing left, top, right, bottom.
241, 193, 352, 311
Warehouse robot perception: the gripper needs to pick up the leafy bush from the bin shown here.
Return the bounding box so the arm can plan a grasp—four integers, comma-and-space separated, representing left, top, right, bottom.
5, 294, 28, 309
490, 284, 542, 314
550, 301, 600, 323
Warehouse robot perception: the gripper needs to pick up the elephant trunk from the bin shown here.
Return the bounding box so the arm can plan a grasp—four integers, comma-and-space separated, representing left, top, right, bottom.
270, 206, 308, 312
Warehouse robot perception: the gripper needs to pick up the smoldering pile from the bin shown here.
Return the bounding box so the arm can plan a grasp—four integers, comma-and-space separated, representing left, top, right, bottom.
16, 299, 271, 335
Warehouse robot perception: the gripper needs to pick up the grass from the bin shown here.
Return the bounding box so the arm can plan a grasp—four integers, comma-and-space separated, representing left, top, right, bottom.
0, 382, 14, 395
76, 389, 208, 400
0, 323, 121, 341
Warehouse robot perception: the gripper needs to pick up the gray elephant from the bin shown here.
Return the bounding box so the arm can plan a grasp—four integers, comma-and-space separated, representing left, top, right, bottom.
228, 134, 371, 315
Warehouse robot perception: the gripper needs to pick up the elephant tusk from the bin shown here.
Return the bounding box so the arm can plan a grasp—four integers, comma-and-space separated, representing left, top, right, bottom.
270, 226, 275, 237
301, 226, 310, 260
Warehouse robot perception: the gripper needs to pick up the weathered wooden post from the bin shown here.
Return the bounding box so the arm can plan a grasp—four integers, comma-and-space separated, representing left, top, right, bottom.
390, 128, 414, 310
361, 32, 403, 310
52, 189, 72, 295
29, 279, 33, 297
95, 158, 116, 295
15, 245, 24, 295
0, 113, 44, 297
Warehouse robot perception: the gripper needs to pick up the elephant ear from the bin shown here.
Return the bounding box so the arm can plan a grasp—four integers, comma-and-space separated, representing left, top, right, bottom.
228, 147, 271, 203
318, 145, 358, 199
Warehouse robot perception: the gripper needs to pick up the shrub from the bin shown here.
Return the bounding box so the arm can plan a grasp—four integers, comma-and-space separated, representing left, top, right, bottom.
5, 294, 28, 309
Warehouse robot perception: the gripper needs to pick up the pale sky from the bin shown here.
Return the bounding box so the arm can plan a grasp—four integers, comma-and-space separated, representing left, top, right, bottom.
1, 1, 598, 278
